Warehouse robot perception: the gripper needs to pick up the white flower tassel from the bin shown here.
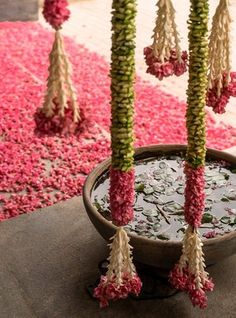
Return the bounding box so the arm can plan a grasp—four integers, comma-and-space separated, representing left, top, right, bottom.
152, 0, 182, 62
169, 225, 214, 308
94, 227, 142, 307
42, 30, 80, 123
208, 0, 232, 95
106, 227, 136, 284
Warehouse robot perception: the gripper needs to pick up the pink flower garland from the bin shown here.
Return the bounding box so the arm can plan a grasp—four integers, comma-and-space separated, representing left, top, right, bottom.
109, 167, 135, 226
43, 0, 70, 29
94, 273, 142, 308
144, 47, 188, 80
206, 72, 236, 114
184, 162, 205, 228
169, 265, 214, 309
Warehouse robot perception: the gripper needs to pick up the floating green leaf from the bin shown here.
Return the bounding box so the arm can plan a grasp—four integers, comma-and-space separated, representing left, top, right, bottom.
176, 187, 184, 195
153, 185, 165, 193
201, 213, 213, 224
220, 216, 231, 224
177, 227, 186, 234
134, 206, 143, 212
157, 234, 170, 241
163, 202, 184, 214
225, 190, 236, 200
135, 183, 145, 192
143, 195, 156, 203
224, 173, 230, 180
159, 162, 167, 169
229, 218, 236, 226
143, 186, 154, 195
146, 216, 159, 223
165, 188, 175, 196
142, 209, 158, 217
221, 196, 230, 202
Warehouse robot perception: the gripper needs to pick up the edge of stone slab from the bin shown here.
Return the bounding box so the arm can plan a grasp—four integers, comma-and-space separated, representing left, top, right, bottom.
224, 146, 236, 156
0, 196, 82, 226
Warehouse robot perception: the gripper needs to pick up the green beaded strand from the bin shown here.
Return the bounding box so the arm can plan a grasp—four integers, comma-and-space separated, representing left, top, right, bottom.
186, 0, 209, 168
110, 0, 137, 172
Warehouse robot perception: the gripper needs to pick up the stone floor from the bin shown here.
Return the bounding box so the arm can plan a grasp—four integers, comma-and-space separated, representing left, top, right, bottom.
0, 197, 235, 318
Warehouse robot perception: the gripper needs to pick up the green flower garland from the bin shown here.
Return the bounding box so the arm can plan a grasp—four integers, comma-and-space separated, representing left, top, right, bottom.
93, 1, 142, 308
186, 0, 209, 168
110, 0, 137, 172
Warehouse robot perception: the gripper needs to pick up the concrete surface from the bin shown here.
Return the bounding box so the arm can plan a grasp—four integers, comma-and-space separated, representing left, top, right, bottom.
0, 197, 235, 318
0, 0, 38, 22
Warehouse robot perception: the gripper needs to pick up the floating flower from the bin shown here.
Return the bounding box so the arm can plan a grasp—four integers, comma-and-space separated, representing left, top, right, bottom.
43, 0, 70, 29
109, 168, 135, 226
94, 227, 142, 307
203, 230, 217, 239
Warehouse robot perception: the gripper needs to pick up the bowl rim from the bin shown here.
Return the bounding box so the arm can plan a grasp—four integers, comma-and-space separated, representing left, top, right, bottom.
83, 144, 236, 247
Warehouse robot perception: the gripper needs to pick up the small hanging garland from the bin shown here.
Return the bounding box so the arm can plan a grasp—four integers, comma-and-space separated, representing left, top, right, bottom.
144, 0, 187, 80
43, 0, 70, 28
169, 0, 214, 309
94, 228, 142, 308
207, 0, 236, 113
35, 0, 81, 135
93, 0, 142, 307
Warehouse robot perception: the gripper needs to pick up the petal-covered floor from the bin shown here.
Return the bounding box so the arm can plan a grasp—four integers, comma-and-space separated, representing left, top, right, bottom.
0, 22, 236, 220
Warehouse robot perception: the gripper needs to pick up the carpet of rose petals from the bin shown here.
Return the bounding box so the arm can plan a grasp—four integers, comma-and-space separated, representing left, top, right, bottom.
0, 22, 236, 221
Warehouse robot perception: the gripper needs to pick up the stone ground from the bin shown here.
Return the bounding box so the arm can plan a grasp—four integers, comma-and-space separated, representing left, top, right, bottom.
0, 198, 235, 318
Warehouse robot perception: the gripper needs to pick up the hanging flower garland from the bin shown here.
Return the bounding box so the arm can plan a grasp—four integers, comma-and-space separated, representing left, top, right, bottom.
144, 0, 187, 80
169, 0, 214, 309
94, 228, 141, 307
93, 0, 142, 307
35, 0, 80, 134
207, 0, 236, 114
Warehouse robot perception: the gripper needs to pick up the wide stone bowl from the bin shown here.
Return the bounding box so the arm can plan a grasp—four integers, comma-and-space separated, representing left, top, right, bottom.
83, 144, 236, 270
